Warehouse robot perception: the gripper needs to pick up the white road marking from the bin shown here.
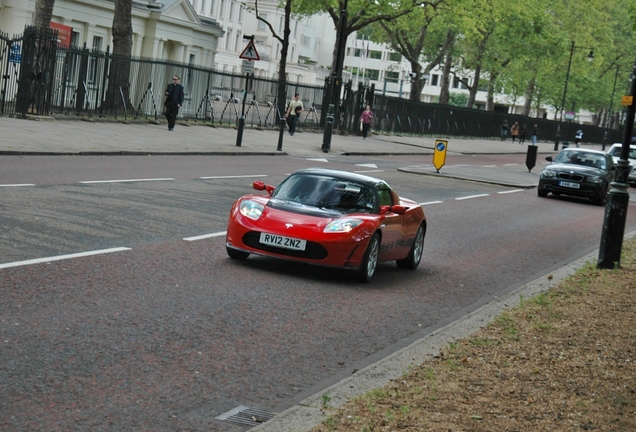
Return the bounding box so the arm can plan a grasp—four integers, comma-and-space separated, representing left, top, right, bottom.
455, 194, 490, 201
498, 189, 525, 194
79, 178, 174, 184
353, 169, 384, 174
504, 163, 519, 166
199, 175, 268, 179
420, 201, 443, 206
0, 184, 35, 187
355, 163, 378, 168
0, 247, 131, 270
481, 165, 497, 168
184, 231, 227, 241
306, 158, 329, 163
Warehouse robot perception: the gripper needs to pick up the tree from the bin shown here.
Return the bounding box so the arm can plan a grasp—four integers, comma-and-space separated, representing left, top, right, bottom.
104, 0, 134, 112
32, 0, 55, 29
294, 0, 418, 77
366, 0, 446, 101
250, 0, 293, 124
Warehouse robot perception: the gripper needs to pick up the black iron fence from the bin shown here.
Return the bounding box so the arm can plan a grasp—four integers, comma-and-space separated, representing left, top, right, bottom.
0, 26, 624, 145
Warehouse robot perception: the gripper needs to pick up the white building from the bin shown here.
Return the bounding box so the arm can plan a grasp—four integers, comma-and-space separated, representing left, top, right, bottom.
0, 0, 223, 68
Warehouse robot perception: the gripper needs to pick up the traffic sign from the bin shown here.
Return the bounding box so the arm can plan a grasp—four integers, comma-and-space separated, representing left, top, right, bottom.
622, 95, 633, 106
433, 139, 448, 172
241, 60, 254, 74
239, 40, 260, 61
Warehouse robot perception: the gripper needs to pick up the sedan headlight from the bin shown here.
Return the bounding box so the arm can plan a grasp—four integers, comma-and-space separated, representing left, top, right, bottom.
239, 200, 264, 220
324, 218, 363, 233
586, 176, 604, 184
541, 169, 557, 178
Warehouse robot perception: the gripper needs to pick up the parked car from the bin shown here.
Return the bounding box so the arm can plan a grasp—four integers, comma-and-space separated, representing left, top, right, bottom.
607, 143, 636, 186
225, 168, 427, 282
537, 148, 616, 206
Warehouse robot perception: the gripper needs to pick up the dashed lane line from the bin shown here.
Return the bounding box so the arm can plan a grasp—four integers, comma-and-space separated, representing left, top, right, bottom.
0, 247, 132, 270
199, 175, 268, 179
184, 231, 227, 241
455, 193, 490, 201
0, 184, 36, 187
79, 178, 174, 184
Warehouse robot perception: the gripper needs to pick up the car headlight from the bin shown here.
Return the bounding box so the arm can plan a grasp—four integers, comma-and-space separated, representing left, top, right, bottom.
586, 176, 604, 184
541, 169, 556, 178
324, 218, 363, 233
239, 200, 264, 220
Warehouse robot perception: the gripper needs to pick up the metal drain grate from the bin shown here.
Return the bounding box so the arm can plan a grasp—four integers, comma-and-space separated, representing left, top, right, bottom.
216, 405, 276, 428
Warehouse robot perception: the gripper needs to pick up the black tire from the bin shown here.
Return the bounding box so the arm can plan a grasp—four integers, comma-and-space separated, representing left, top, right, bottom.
227, 246, 250, 260
396, 224, 425, 270
592, 188, 608, 206
538, 188, 548, 197
358, 233, 380, 283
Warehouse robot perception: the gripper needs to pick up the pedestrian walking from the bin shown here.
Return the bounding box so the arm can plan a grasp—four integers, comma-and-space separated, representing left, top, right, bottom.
519, 124, 526, 144
285, 93, 303, 136
164, 75, 184, 131
359, 104, 374, 139
511, 121, 519, 143
501, 120, 509, 141
575, 129, 583, 147
531, 124, 539, 146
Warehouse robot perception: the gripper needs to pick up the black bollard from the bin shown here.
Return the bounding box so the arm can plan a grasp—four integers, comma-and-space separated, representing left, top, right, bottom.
321, 104, 335, 153
525, 144, 538, 172
277, 118, 285, 151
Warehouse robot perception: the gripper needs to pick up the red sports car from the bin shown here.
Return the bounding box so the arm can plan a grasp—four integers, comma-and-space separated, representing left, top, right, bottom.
225, 168, 427, 282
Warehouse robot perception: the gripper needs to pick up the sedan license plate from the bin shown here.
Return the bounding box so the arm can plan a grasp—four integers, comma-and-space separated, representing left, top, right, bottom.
259, 233, 307, 251
559, 181, 580, 189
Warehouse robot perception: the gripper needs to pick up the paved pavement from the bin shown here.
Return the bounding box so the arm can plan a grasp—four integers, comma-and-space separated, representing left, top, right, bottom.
0, 115, 610, 431
1, 114, 605, 188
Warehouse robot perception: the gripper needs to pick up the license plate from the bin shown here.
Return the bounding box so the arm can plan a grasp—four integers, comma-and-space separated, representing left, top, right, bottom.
259, 233, 307, 251
559, 181, 580, 189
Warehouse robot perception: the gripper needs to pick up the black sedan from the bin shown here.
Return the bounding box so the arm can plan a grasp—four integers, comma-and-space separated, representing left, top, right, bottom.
537, 148, 615, 205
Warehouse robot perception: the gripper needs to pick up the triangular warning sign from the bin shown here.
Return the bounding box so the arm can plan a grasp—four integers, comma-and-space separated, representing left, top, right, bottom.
239, 40, 260, 61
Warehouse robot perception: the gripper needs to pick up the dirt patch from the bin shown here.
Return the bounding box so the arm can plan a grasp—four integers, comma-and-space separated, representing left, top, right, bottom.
312, 240, 636, 431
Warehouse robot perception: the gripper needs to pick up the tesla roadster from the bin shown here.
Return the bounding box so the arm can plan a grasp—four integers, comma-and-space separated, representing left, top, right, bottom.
225, 168, 427, 282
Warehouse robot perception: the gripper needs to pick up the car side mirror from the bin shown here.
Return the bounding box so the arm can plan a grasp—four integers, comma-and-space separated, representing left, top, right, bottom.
253, 181, 275, 195
545, 156, 553, 162
390, 205, 407, 215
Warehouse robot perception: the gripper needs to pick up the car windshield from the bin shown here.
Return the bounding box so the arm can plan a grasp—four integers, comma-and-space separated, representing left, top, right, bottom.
609, 146, 636, 160
272, 174, 377, 213
554, 151, 606, 170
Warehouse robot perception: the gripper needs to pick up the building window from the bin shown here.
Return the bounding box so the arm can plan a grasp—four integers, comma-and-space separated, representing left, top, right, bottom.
257, 14, 267, 30
301, 35, 310, 47
369, 50, 381, 60
431, 74, 439, 86
209, 0, 216, 16
385, 71, 399, 82
219, 0, 226, 18
389, 52, 401, 62
366, 69, 379, 80
452, 77, 460, 88
87, 36, 103, 84
229, 1, 235, 21
238, 5, 244, 23
235, 34, 240, 52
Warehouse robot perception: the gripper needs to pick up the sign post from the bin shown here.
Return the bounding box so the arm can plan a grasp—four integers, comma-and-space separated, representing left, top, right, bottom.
236, 36, 260, 147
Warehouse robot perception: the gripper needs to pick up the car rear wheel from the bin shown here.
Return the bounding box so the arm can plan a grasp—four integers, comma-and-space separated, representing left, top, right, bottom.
396, 224, 425, 270
358, 233, 380, 283
227, 246, 250, 260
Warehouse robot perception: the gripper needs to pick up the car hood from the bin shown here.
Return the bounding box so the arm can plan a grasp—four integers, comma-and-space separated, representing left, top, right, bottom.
546, 163, 606, 175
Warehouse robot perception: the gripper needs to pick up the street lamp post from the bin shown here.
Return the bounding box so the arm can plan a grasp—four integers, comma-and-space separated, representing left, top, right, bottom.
554, 41, 594, 151
597, 58, 636, 269
602, 65, 620, 151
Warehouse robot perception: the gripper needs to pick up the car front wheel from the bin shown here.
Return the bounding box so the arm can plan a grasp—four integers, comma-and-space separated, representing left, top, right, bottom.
397, 224, 425, 270
538, 188, 548, 197
358, 233, 380, 283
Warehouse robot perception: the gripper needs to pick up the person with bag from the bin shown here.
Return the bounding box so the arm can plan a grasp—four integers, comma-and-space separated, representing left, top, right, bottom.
285, 93, 303, 136
510, 121, 519, 143
360, 104, 374, 140
164, 75, 184, 131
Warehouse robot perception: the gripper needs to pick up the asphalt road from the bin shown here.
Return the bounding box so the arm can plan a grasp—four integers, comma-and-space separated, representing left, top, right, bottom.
2, 154, 635, 431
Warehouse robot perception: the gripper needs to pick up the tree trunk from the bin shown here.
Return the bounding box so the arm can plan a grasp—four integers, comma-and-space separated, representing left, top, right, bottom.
466, 64, 481, 108
523, 75, 536, 116
409, 63, 423, 102
276, 0, 292, 119
438, 29, 454, 105
32, 0, 55, 29
104, 0, 133, 113
486, 71, 498, 111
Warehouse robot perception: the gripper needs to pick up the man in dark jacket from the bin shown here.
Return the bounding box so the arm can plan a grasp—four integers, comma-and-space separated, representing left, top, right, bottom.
165, 75, 185, 131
